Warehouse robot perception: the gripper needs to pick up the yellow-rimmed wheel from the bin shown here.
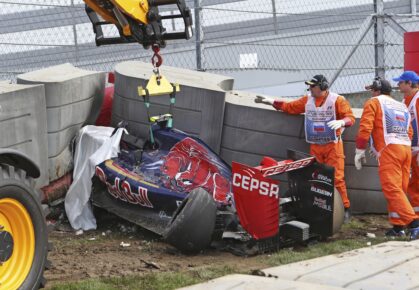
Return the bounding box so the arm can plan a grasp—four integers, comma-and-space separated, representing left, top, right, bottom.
0, 198, 35, 289
0, 164, 49, 290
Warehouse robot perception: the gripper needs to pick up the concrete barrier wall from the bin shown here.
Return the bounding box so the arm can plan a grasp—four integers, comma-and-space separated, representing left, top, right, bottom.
0, 62, 387, 211
0, 83, 49, 187
345, 91, 404, 108
113, 61, 234, 153
17, 63, 106, 181
222, 91, 385, 213
113, 63, 386, 213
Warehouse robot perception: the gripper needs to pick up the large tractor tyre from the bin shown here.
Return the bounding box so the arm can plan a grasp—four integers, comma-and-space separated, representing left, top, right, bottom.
333, 187, 345, 234
0, 164, 50, 290
163, 188, 217, 254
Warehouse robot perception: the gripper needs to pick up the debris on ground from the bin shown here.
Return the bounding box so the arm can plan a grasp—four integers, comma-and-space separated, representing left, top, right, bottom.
140, 259, 160, 269
118, 224, 138, 234
119, 224, 127, 233
366, 233, 376, 238
120, 242, 131, 247
45, 212, 389, 287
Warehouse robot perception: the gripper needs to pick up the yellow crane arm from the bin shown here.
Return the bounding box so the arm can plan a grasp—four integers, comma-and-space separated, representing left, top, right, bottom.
84, 0, 193, 49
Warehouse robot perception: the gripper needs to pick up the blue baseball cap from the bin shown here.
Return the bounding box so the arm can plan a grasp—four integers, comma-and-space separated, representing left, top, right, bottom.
393, 71, 419, 83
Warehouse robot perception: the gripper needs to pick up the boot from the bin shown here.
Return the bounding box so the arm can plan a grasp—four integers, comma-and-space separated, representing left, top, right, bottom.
409, 227, 419, 240
385, 227, 406, 238
408, 220, 419, 241
344, 208, 351, 224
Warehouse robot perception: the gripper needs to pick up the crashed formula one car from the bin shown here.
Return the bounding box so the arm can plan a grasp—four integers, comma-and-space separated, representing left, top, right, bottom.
91, 81, 344, 255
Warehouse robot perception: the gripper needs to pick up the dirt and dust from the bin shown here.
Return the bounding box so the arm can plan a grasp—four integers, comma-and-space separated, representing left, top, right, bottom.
45, 208, 265, 288
44, 209, 390, 288
333, 214, 390, 240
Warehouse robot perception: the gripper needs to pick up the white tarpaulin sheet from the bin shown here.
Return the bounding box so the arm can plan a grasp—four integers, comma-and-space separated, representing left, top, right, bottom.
65, 125, 126, 230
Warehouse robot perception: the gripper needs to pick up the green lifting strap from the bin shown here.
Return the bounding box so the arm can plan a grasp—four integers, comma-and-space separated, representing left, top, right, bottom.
138, 73, 180, 146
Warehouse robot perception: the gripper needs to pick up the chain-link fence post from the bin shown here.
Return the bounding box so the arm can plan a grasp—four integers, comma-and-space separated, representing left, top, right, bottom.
271, 0, 278, 35
194, 0, 204, 71
330, 16, 374, 87
374, 0, 385, 79
71, 0, 79, 64
2, 0, 419, 91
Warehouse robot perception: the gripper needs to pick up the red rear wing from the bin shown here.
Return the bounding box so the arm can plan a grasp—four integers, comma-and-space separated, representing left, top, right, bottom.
232, 156, 315, 240
257, 156, 315, 177
232, 162, 279, 239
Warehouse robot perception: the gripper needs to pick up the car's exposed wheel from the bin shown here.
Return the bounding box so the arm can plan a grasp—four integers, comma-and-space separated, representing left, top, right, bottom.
163, 187, 217, 254
333, 187, 345, 234
0, 164, 50, 289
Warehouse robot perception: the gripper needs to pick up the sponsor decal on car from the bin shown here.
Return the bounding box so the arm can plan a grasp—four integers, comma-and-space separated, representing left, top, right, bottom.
96, 166, 153, 208
309, 170, 333, 186
232, 172, 279, 199
231, 162, 280, 239
313, 196, 332, 212
261, 157, 314, 176
310, 185, 333, 197
160, 137, 231, 204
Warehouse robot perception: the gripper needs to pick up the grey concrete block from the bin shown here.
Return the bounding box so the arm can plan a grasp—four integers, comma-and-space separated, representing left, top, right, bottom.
348, 189, 387, 214
17, 63, 106, 181
17, 63, 105, 108
47, 123, 80, 158
222, 125, 309, 160
112, 114, 150, 140
113, 93, 202, 135
112, 114, 200, 141
341, 116, 362, 141
114, 61, 234, 99
113, 61, 233, 153
223, 91, 384, 213
224, 91, 305, 137
344, 166, 381, 191
48, 147, 73, 181
0, 83, 49, 187
343, 141, 378, 167
221, 148, 267, 167
344, 90, 404, 108
46, 98, 94, 132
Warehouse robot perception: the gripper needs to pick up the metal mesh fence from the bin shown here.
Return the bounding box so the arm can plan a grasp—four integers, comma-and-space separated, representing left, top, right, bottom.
198, 0, 417, 95
0, 0, 418, 96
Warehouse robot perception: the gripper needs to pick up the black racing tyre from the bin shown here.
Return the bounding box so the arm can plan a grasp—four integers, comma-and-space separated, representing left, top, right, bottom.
0, 164, 50, 289
163, 187, 217, 254
333, 187, 345, 234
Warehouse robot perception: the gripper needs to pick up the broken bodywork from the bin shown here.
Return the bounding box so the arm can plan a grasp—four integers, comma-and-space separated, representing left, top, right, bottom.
90, 65, 343, 254
91, 122, 344, 254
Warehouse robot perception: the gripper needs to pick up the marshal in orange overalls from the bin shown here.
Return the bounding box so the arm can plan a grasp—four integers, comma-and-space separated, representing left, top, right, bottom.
274, 92, 354, 209
403, 93, 419, 218
356, 96, 416, 226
